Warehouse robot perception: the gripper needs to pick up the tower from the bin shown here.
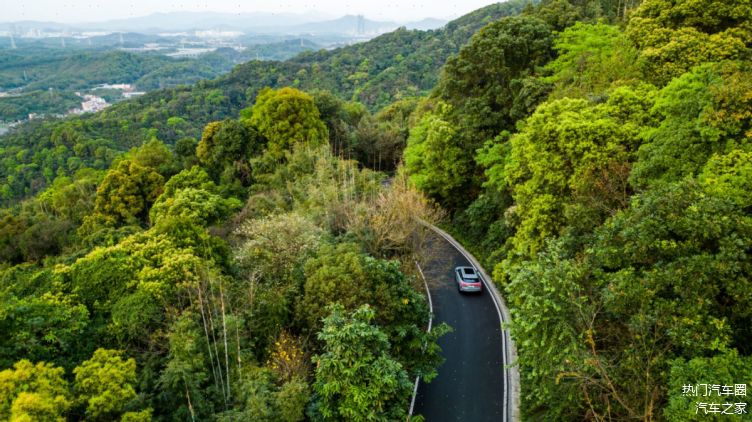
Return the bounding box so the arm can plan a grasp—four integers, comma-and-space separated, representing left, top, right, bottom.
61, 37, 65, 48
10, 35, 16, 49
357, 15, 365, 35
119, 32, 124, 45
88, 37, 92, 46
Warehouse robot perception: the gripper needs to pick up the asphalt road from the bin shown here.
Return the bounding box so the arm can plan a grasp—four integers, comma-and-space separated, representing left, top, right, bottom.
413, 233, 506, 421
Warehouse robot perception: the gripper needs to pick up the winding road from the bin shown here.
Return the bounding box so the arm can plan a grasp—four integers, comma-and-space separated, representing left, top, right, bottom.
412, 227, 518, 421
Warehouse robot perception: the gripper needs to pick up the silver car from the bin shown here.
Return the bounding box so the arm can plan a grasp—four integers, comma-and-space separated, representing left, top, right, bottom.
455, 266, 482, 293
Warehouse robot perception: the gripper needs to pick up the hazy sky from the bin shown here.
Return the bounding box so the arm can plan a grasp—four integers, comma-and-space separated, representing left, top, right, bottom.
6, 0, 503, 23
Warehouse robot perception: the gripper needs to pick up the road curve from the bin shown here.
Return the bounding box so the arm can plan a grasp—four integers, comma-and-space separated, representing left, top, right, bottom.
412, 227, 518, 421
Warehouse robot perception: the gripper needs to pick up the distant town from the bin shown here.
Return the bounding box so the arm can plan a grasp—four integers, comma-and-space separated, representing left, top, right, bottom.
0, 14, 400, 53
0, 13, 448, 126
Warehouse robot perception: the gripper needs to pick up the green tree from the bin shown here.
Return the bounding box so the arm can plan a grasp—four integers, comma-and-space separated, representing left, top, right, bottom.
67, 217, 227, 350
544, 22, 639, 98
403, 102, 476, 206
0, 215, 28, 264
665, 351, 752, 422
298, 243, 375, 329
129, 138, 174, 174
82, 160, 164, 229
246, 87, 329, 159
197, 119, 264, 179
149, 166, 240, 226
309, 304, 412, 422
217, 366, 309, 422
626, 0, 752, 85
235, 213, 325, 282
73, 349, 138, 420
0, 291, 89, 370
501, 97, 634, 259
506, 182, 752, 420
159, 312, 212, 421
535, 0, 581, 32
37, 172, 100, 224
119, 409, 153, 422
439, 15, 555, 141
699, 149, 752, 209
0, 360, 71, 422
174, 137, 199, 169
631, 62, 752, 188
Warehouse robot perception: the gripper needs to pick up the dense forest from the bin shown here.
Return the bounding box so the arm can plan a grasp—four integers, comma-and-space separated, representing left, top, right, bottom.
0, 75, 451, 422
401, 0, 752, 420
2, 0, 751, 420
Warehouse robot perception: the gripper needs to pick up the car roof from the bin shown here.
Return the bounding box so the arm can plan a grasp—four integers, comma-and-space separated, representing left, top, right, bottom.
457, 266, 478, 278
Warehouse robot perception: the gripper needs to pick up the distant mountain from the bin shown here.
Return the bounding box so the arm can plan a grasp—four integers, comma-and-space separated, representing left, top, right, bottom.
3, 11, 335, 33
404, 18, 447, 31
4, 13, 447, 36
97, 11, 335, 32
281, 15, 400, 34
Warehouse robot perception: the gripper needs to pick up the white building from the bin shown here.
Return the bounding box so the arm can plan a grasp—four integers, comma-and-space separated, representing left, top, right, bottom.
81, 95, 109, 113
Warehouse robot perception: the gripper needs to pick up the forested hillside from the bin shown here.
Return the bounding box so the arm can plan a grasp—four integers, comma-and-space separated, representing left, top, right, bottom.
0, 43, 317, 122
2, 0, 750, 420
0, 90, 82, 121
0, 77, 451, 422
0, 50, 229, 92
0, 2, 530, 421
0, 43, 321, 95
400, 0, 752, 420
0, 0, 528, 206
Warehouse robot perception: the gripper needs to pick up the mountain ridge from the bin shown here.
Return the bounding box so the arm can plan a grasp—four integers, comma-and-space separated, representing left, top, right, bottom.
3, 12, 447, 34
